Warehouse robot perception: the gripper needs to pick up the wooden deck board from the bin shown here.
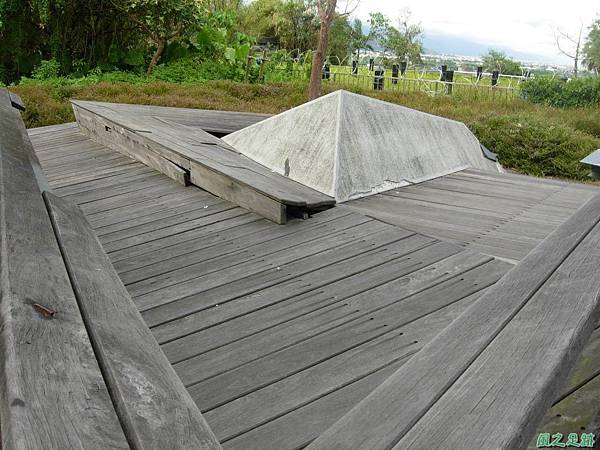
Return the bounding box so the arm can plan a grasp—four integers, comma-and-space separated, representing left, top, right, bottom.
45, 192, 221, 449
1, 94, 128, 449
29, 119, 600, 449
310, 193, 600, 450
345, 169, 599, 262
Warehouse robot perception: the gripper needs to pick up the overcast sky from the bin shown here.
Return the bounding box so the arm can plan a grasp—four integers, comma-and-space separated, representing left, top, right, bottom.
350, 0, 599, 63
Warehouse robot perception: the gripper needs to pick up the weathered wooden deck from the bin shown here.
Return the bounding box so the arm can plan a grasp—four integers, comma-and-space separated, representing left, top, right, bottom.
345, 169, 598, 262
28, 123, 517, 449
25, 117, 600, 449
11, 95, 600, 449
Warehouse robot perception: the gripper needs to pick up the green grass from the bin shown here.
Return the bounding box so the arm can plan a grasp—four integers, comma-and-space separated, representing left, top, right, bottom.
11, 78, 600, 183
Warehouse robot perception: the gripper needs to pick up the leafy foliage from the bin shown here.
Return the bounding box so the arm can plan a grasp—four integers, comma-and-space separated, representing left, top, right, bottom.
471, 114, 599, 180
521, 76, 600, 107
0, 0, 144, 83
583, 19, 600, 72
365, 11, 423, 64
482, 49, 522, 76
238, 0, 317, 53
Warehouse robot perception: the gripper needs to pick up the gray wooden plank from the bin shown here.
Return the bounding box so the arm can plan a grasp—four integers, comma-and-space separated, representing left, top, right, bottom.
224, 289, 490, 450
113, 208, 353, 275
173, 247, 485, 379
395, 210, 600, 450
74, 103, 188, 185
308, 193, 600, 450
0, 89, 129, 449
207, 281, 501, 444
160, 238, 465, 362
119, 209, 361, 286
107, 210, 261, 262
131, 219, 394, 311
87, 188, 213, 226
184, 258, 507, 409
103, 207, 250, 254
45, 192, 222, 450
73, 101, 270, 134
27, 121, 79, 136
189, 160, 287, 223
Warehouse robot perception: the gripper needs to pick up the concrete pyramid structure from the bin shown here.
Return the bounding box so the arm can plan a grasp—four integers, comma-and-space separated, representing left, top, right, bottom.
223, 90, 501, 202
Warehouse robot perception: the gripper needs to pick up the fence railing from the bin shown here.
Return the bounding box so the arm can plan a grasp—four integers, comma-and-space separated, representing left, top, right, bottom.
264, 68, 520, 100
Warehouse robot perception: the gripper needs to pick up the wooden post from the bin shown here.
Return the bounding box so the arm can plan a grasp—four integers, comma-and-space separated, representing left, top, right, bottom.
491, 70, 499, 87
391, 64, 399, 85
440, 65, 447, 81
373, 66, 384, 90
369, 58, 374, 71
445, 70, 454, 95
245, 55, 253, 83
400, 61, 407, 76
476, 66, 483, 82
258, 50, 267, 82
352, 60, 358, 76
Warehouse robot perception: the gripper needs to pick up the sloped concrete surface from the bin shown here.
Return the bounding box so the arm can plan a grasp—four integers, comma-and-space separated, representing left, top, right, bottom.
224, 90, 501, 202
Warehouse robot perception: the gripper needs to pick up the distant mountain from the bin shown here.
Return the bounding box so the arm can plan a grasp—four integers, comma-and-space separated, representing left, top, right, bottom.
422, 31, 562, 65
359, 24, 566, 66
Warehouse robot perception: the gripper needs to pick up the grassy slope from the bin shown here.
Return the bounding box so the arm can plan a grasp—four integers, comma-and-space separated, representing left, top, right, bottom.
11, 79, 600, 182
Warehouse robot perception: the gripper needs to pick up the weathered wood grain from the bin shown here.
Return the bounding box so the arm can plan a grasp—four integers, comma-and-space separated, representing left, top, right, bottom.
45, 192, 222, 450
0, 89, 129, 449
308, 193, 600, 450
74, 103, 188, 185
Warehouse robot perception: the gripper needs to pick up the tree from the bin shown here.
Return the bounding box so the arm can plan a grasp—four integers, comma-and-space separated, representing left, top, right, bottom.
481, 49, 522, 76
348, 18, 371, 61
0, 0, 143, 83
555, 25, 584, 77
583, 19, 600, 73
328, 14, 353, 63
237, 0, 318, 54
383, 10, 423, 64
115, 0, 208, 74
308, 0, 337, 100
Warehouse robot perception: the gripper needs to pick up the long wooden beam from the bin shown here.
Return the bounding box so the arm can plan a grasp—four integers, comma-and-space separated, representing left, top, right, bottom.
0, 90, 129, 448
45, 192, 222, 449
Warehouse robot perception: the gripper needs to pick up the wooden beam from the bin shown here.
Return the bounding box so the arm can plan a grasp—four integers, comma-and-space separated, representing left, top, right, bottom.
70, 100, 335, 224
73, 103, 189, 186
308, 193, 600, 450
0, 89, 129, 449
44, 192, 222, 450
190, 160, 286, 224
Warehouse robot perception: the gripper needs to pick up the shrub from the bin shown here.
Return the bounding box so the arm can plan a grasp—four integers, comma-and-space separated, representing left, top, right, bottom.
521, 76, 600, 108
31, 59, 61, 80
470, 114, 600, 180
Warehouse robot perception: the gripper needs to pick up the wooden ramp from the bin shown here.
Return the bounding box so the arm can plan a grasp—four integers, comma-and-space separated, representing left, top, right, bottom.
71, 100, 333, 224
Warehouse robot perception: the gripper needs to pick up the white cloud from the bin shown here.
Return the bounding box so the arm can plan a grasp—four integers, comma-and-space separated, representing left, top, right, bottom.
351, 0, 599, 63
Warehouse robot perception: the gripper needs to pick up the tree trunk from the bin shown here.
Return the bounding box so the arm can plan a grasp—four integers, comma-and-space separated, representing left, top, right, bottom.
308, 1, 337, 101
147, 38, 166, 75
